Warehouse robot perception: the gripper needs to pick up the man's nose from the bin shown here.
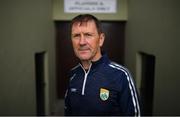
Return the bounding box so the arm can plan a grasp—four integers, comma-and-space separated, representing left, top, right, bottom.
79, 35, 87, 45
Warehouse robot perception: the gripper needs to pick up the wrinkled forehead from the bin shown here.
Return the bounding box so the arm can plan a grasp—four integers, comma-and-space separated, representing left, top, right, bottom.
71, 20, 98, 34
72, 20, 96, 28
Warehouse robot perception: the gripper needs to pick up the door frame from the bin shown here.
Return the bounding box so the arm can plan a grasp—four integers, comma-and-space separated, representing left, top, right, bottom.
35, 52, 50, 115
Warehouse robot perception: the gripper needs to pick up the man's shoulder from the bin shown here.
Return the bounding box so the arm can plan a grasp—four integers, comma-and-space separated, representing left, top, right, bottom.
108, 62, 130, 72
68, 64, 81, 76
67, 64, 81, 80
70, 64, 80, 71
106, 61, 129, 73
104, 61, 132, 79
105, 62, 135, 89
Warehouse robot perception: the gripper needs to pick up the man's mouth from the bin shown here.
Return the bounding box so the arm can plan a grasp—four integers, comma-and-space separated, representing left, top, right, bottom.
78, 48, 90, 53
79, 47, 90, 51
79, 49, 89, 52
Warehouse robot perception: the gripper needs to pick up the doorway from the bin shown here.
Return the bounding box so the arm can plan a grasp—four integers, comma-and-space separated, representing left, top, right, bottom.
35, 52, 46, 116
55, 21, 126, 98
138, 52, 155, 115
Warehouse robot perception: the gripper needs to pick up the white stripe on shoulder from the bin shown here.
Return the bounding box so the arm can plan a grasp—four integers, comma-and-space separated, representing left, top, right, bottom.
110, 62, 129, 71
71, 64, 80, 71
109, 62, 141, 116
70, 73, 76, 81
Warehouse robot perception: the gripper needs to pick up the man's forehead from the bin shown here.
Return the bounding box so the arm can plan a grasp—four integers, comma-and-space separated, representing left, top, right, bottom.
72, 20, 96, 27
71, 20, 99, 34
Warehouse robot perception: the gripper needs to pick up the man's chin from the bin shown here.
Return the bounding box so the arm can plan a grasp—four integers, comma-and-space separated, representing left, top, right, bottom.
79, 58, 90, 61
78, 56, 91, 61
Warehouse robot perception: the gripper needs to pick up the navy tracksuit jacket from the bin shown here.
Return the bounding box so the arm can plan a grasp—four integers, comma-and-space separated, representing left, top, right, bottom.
65, 54, 141, 116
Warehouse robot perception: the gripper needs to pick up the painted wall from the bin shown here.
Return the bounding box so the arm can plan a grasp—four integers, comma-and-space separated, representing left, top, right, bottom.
126, 0, 180, 115
0, 0, 56, 115
53, 0, 127, 21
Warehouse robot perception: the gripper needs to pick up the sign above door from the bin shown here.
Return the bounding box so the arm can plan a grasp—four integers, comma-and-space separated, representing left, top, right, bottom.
64, 0, 117, 13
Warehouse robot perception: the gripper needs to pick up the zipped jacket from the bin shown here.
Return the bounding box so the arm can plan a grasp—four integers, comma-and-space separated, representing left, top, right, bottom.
65, 54, 141, 116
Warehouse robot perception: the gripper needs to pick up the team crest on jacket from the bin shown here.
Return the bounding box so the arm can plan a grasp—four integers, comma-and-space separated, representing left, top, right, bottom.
100, 88, 109, 101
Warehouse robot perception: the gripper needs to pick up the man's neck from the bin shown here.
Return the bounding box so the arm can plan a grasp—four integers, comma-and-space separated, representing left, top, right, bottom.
81, 52, 102, 70
81, 60, 91, 70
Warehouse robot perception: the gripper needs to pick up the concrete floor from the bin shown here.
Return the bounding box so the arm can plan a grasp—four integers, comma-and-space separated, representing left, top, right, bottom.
52, 99, 64, 116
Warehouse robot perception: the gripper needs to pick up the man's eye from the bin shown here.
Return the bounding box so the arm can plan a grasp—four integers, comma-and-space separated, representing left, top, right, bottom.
72, 34, 80, 38
84, 33, 93, 38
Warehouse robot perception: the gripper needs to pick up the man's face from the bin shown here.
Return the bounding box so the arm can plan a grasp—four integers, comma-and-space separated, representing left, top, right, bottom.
71, 20, 104, 62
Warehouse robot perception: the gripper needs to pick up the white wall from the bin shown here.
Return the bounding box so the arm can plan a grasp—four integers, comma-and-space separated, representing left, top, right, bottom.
126, 0, 180, 115
0, 0, 56, 115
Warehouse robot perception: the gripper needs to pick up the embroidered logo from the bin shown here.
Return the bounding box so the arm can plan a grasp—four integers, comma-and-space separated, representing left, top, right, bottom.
71, 88, 77, 92
100, 88, 109, 101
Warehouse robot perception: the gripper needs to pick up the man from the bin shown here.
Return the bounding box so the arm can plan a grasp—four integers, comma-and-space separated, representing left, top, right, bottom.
64, 14, 141, 116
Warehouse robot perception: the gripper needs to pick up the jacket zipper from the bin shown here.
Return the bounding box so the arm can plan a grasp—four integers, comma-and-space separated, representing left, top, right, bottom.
80, 63, 92, 95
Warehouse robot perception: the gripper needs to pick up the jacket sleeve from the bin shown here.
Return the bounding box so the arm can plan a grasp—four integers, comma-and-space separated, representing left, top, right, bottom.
64, 71, 72, 115
64, 88, 72, 115
117, 71, 141, 116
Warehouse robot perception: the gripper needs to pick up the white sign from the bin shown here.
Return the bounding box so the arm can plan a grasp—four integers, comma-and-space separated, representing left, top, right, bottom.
64, 0, 117, 13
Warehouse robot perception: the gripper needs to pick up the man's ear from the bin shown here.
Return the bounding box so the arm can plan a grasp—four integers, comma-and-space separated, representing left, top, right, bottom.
99, 33, 105, 47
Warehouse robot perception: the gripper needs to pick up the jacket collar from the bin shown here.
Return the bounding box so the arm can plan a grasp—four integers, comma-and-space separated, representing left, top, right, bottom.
91, 53, 110, 67
79, 52, 110, 72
